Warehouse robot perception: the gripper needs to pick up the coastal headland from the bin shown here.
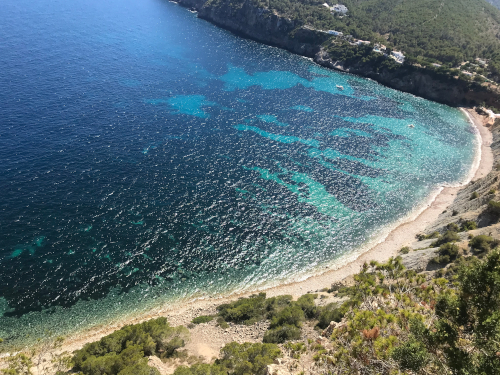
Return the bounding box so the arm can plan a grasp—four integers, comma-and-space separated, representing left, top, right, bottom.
173, 0, 500, 110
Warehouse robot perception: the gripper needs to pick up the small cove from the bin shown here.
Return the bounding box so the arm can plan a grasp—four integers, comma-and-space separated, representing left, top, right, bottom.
0, 0, 477, 347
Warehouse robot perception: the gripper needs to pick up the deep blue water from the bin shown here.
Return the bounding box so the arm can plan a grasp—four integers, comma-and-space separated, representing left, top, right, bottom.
0, 0, 476, 345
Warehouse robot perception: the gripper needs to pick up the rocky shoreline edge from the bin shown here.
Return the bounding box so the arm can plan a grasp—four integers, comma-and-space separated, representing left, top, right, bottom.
172, 0, 500, 109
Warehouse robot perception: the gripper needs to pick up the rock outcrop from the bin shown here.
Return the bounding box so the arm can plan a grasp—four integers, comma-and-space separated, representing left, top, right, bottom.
400, 248, 439, 272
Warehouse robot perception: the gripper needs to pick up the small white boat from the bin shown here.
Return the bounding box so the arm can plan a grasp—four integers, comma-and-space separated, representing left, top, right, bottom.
408, 124, 415, 128
336, 85, 344, 90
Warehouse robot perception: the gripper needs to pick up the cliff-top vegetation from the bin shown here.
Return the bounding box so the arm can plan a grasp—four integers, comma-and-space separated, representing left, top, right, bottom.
238, 0, 500, 82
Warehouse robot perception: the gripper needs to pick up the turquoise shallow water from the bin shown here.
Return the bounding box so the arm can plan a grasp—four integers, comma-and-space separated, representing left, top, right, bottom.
0, 0, 477, 346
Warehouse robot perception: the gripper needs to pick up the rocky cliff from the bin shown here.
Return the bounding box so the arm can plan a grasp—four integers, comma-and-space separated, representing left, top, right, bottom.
175, 0, 500, 108
196, 1, 330, 58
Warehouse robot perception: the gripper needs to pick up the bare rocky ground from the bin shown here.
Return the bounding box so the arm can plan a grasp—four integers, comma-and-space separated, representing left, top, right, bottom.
146, 293, 348, 374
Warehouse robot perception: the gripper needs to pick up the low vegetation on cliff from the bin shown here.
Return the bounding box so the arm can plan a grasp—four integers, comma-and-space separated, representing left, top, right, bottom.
255, 0, 500, 80
2, 239, 500, 374
176, 248, 500, 375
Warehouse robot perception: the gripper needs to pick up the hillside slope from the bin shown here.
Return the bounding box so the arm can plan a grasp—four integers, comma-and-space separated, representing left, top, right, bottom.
178, 0, 500, 108
334, 0, 500, 64
263, 0, 500, 66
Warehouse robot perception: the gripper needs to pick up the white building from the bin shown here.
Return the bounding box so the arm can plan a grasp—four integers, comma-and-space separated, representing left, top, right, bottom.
356, 40, 370, 45
331, 4, 348, 14
373, 44, 386, 53
391, 51, 405, 63
328, 30, 343, 36
322, 3, 330, 8
476, 58, 487, 66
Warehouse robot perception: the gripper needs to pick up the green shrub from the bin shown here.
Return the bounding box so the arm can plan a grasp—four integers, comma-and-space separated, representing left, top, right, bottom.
215, 292, 329, 344
116, 362, 161, 375
488, 200, 500, 216
392, 338, 429, 372
269, 305, 304, 329
216, 317, 229, 329
80, 345, 154, 375
263, 325, 301, 343
417, 231, 440, 241
263, 295, 293, 319
470, 192, 479, 200
434, 250, 500, 374
192, 316, 214, 324
73, 318, 188, 374
446, 223, 460, 232
469, 235, 498, 252
437, 268, 447, 277
215, 292, 322, 342
295, 294, 318, 319
174, 342, 280, 375
432, 243, 460, 264
327, 282, 343, 293
460, 220, 477, 231
338, 286, 358, 298
431, 231, 460, 247
489, 189, 496, 195
316, 303, 344, 329
400, 246, 410, 254
216, 293, 267, 325
284, 342, 306, 359
218, 342, 281, 375
174, 364, 226, 375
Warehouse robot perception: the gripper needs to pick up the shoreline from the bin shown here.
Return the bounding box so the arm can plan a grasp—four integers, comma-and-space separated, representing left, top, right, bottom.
32, 108, 493, 360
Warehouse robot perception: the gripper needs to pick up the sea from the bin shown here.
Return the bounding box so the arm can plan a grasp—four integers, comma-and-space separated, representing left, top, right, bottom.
0, 0, 477, 347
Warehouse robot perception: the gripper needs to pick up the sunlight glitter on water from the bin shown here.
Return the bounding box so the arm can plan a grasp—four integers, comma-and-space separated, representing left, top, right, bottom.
0, 0, 477, 348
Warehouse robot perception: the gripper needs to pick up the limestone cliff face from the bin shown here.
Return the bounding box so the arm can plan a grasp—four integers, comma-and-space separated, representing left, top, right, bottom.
197, 2, 330, 57
177, 0, 329, 57
175, 0, 500, 108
